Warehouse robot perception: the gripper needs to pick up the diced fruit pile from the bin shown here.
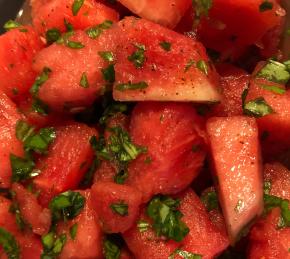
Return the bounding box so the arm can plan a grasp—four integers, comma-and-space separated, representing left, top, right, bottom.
0, 0, 289, 258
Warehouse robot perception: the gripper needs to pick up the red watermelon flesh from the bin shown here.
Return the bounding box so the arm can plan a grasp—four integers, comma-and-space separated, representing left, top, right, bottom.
117, 0, 192, 28
112, 17, 221, 103
128, 102, 206, 202
207, 116, 263, 243
196, 0, 285, 58
91, 181, 142, 233
32, 0, 119, 35
0, 26, 43, 100
0, 91, 24, 188
33, 122, 97, 205
58, 190, 103, 259
33, 30, 116, 111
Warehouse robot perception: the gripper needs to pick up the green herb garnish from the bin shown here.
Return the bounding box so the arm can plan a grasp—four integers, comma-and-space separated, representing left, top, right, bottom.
128, 44, 146, 68
147, 195, 189, 242
110, 201, 128, 216
259, 1, 273, 12
49, 191, 85, 222
159, 41, 171, 51
80, 72, 89, 88
72, 0, 84, 16
0, 227, 20, 259
243, 97, 274, 117
115, 81, 148, 91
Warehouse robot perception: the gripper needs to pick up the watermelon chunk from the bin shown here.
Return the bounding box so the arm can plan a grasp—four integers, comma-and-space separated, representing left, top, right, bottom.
0, 26, 43, 100
246, 75, 290, 156
127, 102, 206, 202
211, 64, 250, 117
123, 189, 229, 259
32, 0, 119, 35
117, 0, 192, 28
196, 0, 286, 58
0, 196, 43, 259
206, 116, 263, 243
12, 183, 51, 236
58, 190, 103, 259
33, 30, 115, 111
33, 122, 97, 205
248, 163, 290, 258
0, 91, 24, 188
91, 181, 142, 233
112, 17, 221, 103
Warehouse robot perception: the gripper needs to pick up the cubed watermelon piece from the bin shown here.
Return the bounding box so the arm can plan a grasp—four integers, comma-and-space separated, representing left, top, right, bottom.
33, 122, 97, 205
58, 190, 103, 259
196, 0, 285, 58
0, 91, 24, 188
32, 0, 119, 35
112, 17, 221, 103
11, 183, 51, 236
127, 102, 206, 202
117, 0, 192, 28
206, 116, 263, 243
91, 181, 142, 233
248, 163, 290, 258
33, 30, 115, 111
123, 189, 229, 259
211, 64, 250, 117
0, 196, 43, 259
246, 76, 290, 156
0, 26, 43, 100
264, 163, 290, 200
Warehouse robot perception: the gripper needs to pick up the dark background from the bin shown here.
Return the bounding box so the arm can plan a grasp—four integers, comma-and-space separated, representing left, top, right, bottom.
0, 0, 25, 33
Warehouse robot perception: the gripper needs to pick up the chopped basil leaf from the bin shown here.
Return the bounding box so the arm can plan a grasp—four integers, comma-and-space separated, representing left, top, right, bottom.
90, 135, 111, 161
72, 0, 84, 16
98, 51, 115, 62
3, 20, 21, 31
108, 126, 147, 163
103, 239, 121, 259
64, 19, 74, 32
169, 248, 202, 259
287, 29, 290, 36
115, 81, 148, 91
31, 98, 50, 115
16, 120, 34, 142
30, 67, 52, 96
67, 40, 85, 49
197, 60, 209, 75
259, 84, 286, 95
46, 28, 62, 44
264, 194, 290, 228
10, 154, 36, 182
243, 97, 274, 118
110, 201, 128, 216
137, 220, 150, 233
192, 0, 213, 23
41, 232, 67, 258
263, 181, 272, 195
86, 20, 113, 39
201, 190, 219, 212
256, 60, 290, 84
99, 102, 128, 125
80, 72, 89, 88
49, 191, 85, 222
128, 44, 146, 68
184, 59, 195, 72
159, 41, 171, 51
114, 169, 128, 184
69, 223, 78, 240
147, 195, 189, 242
9, 201, 26, 231
0, 227, 20, 259
16, 120, 56, 154
101, 64, 115, 83
259, 1, 273, 12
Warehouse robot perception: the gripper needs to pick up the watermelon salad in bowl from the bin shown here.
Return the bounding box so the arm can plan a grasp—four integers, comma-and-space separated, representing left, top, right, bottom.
0, 0, 290, 258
